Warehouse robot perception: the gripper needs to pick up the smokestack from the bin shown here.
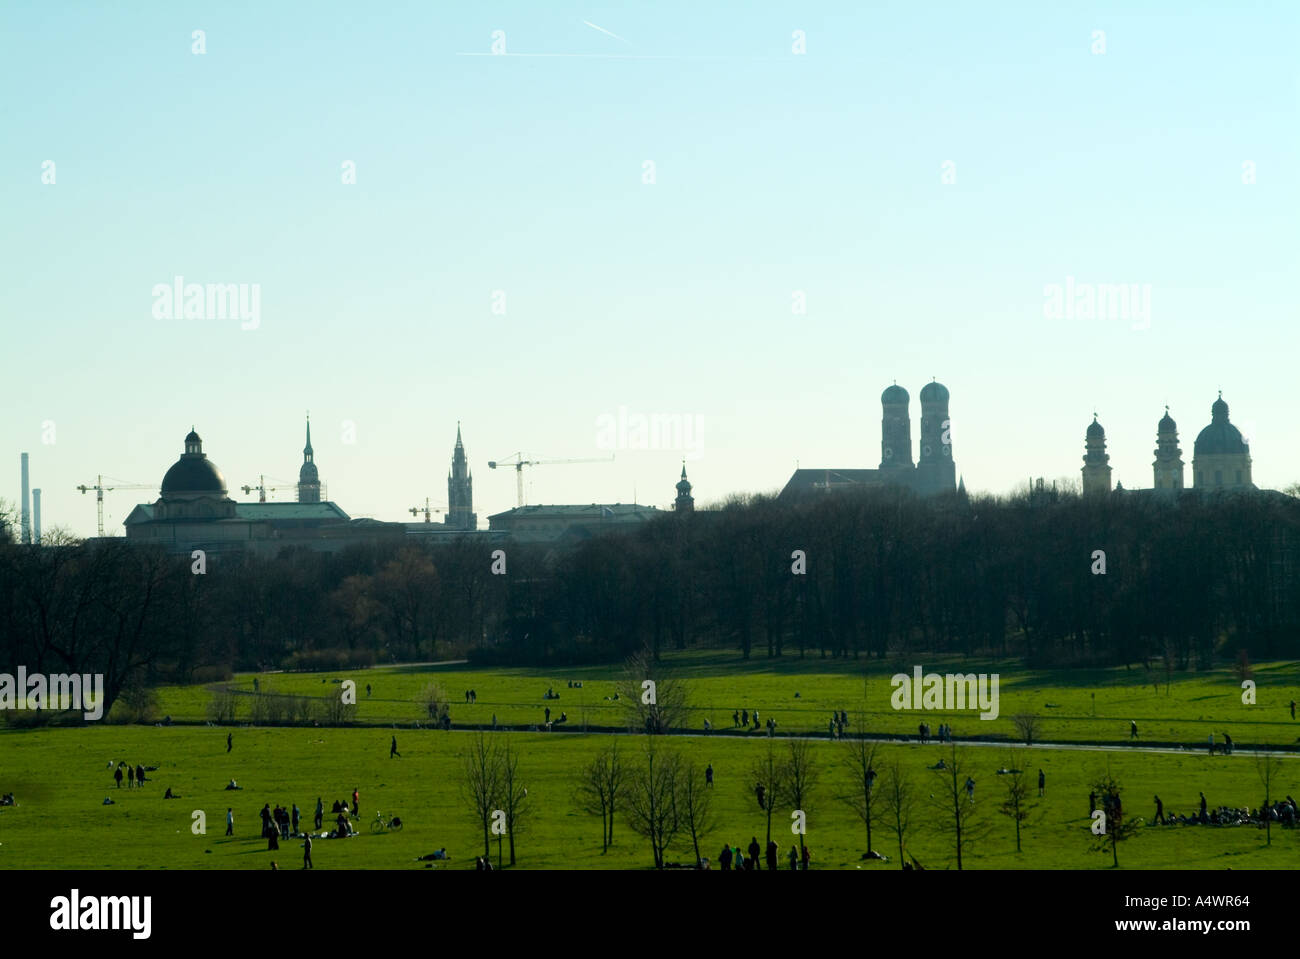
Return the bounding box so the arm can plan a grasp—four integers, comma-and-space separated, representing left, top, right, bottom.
33, 489, 41, 545
20, 452, 30, 545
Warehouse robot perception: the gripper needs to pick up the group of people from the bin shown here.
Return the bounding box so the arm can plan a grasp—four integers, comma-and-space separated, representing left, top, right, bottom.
463, 689, 478, 703
542, 706, 568, 726
916, 723, 952, 744
112, 761, 148, 789
732, 709, 764, 730
0, 792, 15, 806
1150, 792, 1298, 827
715, 837, 811, 870
828, 710, 849, 738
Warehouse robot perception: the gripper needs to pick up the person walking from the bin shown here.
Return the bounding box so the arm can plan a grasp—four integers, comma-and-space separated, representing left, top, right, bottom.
127, 764, 135, 788
747, 837, 761, 870
1291, 699, 1296, 721
801, 845, 811, 871
292, 804, 301, 835
227, 732, 232, 753
315, 797, 324, 830
766, 839, 778, 871
705, 764, 714, 786
1223, 732, 1233, 755
390, 735, 400, 758
718, 844, 732, 870
1154, 795, 1165, 825
965, 776, 976, 804
1199, 792, 1208, 821
303, 834, 313, 869
226, 808, 234, 836
114, 766, 123, 789
1130, 720, 1138, 740
788, 845, 798, 871
352, 788, 359, 818
1038, 769, 1045, 797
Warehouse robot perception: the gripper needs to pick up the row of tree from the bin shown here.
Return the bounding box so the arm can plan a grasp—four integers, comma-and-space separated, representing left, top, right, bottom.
3, 485, 1299, 719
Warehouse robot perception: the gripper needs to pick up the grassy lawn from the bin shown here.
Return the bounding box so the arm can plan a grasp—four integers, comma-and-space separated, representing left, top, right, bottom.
3, 655, 1300, 870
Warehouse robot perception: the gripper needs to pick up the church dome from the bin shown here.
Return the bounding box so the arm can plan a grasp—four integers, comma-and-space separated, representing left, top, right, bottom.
161, 430, 228, 494
881, 385, 909, 405
919, 381, 949, 404
1086, 417, 1105, 439
1194, 394, 1248, 455
1158, 410, 1176, 432
299, 461, 319, 483
1194, 423, 1248, 455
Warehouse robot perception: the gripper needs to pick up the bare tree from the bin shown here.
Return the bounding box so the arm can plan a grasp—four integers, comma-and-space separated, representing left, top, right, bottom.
1012, 713, 1040, 745
783, 739, 819, 863
617, 644, 690, 734
498, 736, 530, 866
840, 725, 880, 853
460, 730, 502, 860
881, 758, 916, 870
1255, 750, 1284, 846
674, 759, 715, 866
621, 735, 682, 868
1089, 764, 1139, 867
996, 754, 1033, 852
931, 742, 989, 870
418, 681, 451, 725
574, 740, 625, 853
749, 738, 786, 849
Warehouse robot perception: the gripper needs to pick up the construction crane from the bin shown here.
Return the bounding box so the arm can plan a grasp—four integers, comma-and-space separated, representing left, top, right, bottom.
75, 475, 153, 537
487, 453, 614, 508
408, 499, 447, 523
240, 475, 297, 503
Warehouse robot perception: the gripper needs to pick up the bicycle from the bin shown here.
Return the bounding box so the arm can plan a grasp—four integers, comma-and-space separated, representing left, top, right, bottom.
370, 811, 403, 833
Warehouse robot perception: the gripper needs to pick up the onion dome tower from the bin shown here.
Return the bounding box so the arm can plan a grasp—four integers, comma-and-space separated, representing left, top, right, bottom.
1081, 414, 1112, 495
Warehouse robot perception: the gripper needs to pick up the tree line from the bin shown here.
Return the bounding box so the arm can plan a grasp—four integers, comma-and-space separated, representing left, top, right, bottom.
3, 484, 1299, 722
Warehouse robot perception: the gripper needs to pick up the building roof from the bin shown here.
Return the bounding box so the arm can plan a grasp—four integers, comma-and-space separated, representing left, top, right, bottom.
487, 503, 661, 521
780, 468, 885, 499
125, 501, 350, 525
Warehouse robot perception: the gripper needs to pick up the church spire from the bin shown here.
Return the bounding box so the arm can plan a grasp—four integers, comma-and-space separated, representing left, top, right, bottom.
297, 412, 321, 503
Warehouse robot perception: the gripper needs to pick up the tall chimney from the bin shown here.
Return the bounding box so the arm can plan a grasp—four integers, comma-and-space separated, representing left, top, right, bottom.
33, 489, 42, 545
20, 452, 30, 545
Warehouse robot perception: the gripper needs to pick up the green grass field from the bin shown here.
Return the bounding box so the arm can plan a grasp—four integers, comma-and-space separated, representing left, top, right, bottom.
3, 655, 1299, 870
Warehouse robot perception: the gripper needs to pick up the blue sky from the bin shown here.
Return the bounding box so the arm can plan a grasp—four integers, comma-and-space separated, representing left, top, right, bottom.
3, 1, 1297, 536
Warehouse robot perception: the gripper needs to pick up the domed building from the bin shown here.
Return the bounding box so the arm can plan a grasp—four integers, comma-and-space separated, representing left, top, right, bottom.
1193, 393, 1253, 491
153, 429, 237, 521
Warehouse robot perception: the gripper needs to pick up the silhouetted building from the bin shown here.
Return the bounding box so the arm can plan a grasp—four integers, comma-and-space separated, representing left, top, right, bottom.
780, 382, 957, 499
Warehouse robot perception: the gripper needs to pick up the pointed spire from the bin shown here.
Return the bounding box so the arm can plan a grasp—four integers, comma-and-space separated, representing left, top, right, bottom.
304, 412, 313, 454
455, 421, 463, 448
680, 459, 688, 480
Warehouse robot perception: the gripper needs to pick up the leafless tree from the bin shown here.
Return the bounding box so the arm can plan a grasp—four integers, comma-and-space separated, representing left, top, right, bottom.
674, 759, 715, 866
618, 645, 690, 734
1089, 764, 1139, 867
783, 739, 819, 862
881, 758, 916, 870
1255, 750, 1284, 846
931, 742, 989, 870
418, 681, 451, 724
499, 736, 530, 865
996, 754, 1033, 852
575, 740, 626, 853
1012, 713, 1040, 745
750, 738, 786, 849
840, 728, 880, 853
621, 735, 682, 868
460, 730, 502, 859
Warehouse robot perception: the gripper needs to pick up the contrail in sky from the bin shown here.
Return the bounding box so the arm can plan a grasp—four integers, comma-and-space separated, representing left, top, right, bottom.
582, 20, 631, 44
